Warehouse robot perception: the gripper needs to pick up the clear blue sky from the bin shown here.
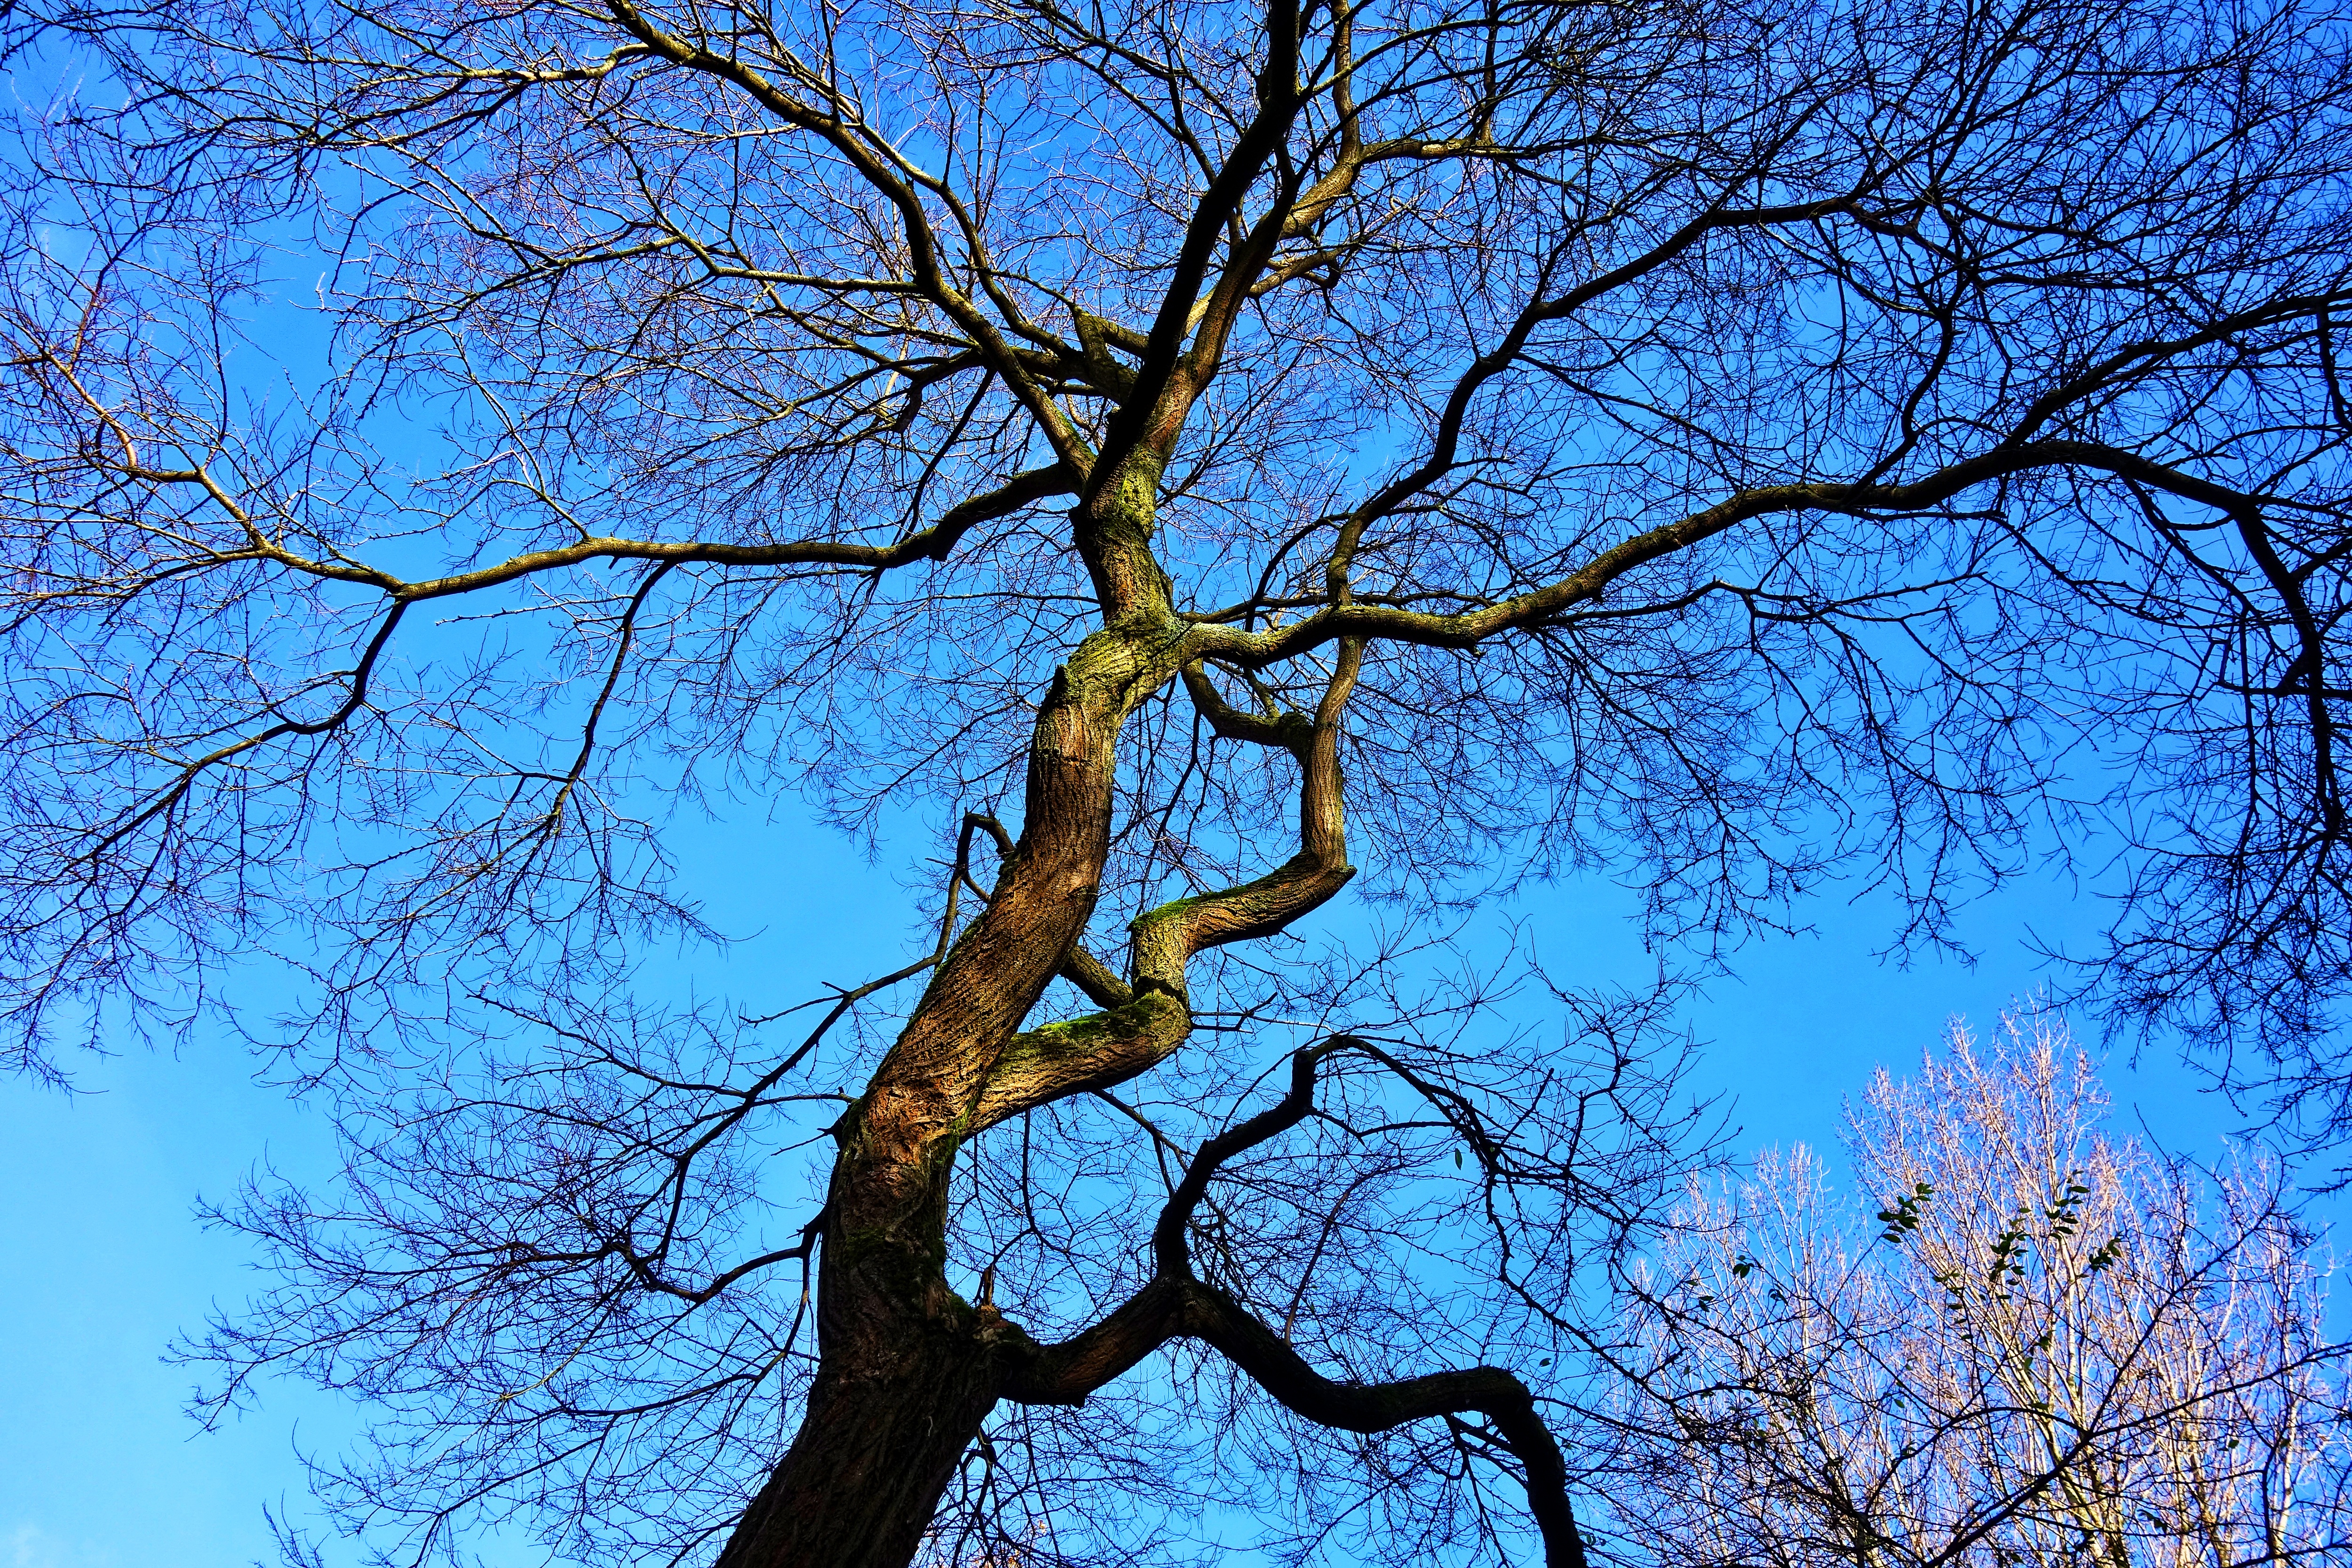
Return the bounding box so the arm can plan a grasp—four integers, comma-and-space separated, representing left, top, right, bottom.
0, 798, 2273, 1568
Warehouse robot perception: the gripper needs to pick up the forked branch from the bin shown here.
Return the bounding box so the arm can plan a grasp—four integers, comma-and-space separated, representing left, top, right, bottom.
1008, 1035, 1589, 1568
964, 643, 1362, 1131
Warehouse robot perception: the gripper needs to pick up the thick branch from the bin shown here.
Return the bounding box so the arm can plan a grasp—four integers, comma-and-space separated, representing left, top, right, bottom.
1212, 442, 2288, 666
1011, 1035, 1588, 1568
1180, 660, 1309, 749
965, 988, 1191, 1134
965, 642, 1362, 1132
1057, 945, 1135, 1009
1131, 640, 1362, 991
1000, 1275, 1188, 1405
1179, 1281, 1587, 1568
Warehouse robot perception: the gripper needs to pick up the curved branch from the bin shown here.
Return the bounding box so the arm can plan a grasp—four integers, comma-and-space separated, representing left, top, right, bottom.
1178, 1281, 1587, 1568
965, 989, 1190, 1135
1208, 442, 2301, 666
965, 642, 1362, 1131
1009, 1034, 1588, 1568
1130, 639, 1363, 992
1320, 192, 1870, 598
333, 464, 1071, 602
1057, 945, 1134, 1010
1180, 659, 1309, 749
1151, 1035, 1392, 1279
2232, 504, 2345, 831
1000, 1274, 1189, 1406
1999, 292, 2352, 446
78, 600, 409, 863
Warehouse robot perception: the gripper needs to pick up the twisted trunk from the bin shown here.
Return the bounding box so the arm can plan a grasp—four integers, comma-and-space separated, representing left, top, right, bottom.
711, 478, 1173, 1560
715, 484, 1371, 1568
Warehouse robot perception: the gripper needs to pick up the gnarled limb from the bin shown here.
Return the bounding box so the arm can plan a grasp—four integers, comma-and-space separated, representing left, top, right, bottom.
1178, 1282, 1588, 1568
964, 640, 1363, 1133
1007, 1280, 1587, 1567
1129, 640, 1363, 995
1005, 1035, 1590, 1568
965, 987, 1192, 1136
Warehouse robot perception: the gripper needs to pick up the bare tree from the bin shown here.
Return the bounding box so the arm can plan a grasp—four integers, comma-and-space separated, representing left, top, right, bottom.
1, 0, 2351, 1563
1604, 1010, 2352, 1568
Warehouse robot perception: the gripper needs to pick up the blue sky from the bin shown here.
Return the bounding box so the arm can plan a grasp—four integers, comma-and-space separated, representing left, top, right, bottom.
0, 45, 2308, 1539
2, 39, 2319, 1568
0, 797, 2265, 1568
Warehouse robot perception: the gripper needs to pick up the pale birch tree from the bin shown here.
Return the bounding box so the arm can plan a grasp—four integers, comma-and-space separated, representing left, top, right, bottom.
1608, 1012, 2351, 1568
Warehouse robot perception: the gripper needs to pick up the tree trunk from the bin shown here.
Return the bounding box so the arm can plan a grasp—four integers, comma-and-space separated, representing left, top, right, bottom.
713, 1310, 1006, 1568
716, 507, 1232, 1567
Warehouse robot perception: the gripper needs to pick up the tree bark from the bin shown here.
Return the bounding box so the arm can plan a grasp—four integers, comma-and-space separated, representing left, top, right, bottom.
712, 1312, 1009, 1568
713, 570, 1177, 1565
715, 500, 1373, 1568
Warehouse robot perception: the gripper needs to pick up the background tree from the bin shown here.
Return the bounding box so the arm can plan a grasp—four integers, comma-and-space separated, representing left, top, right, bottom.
1604, 1009, 2352, 1568
2, 0, 2351, 1564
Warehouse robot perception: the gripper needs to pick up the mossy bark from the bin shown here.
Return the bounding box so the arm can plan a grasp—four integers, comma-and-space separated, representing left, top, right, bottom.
712, 487, 1358, 1568
715, 584, 1168, 1564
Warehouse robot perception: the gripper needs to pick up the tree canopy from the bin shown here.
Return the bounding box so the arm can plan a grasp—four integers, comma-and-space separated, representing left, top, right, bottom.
2, 0, 2350, 1561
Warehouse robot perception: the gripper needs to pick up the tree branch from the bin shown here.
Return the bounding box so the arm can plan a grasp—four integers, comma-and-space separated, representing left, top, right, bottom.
1010, 1033, 1589, 1568
1210, 442, 2297, 665
964, 642, 1361, 1132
